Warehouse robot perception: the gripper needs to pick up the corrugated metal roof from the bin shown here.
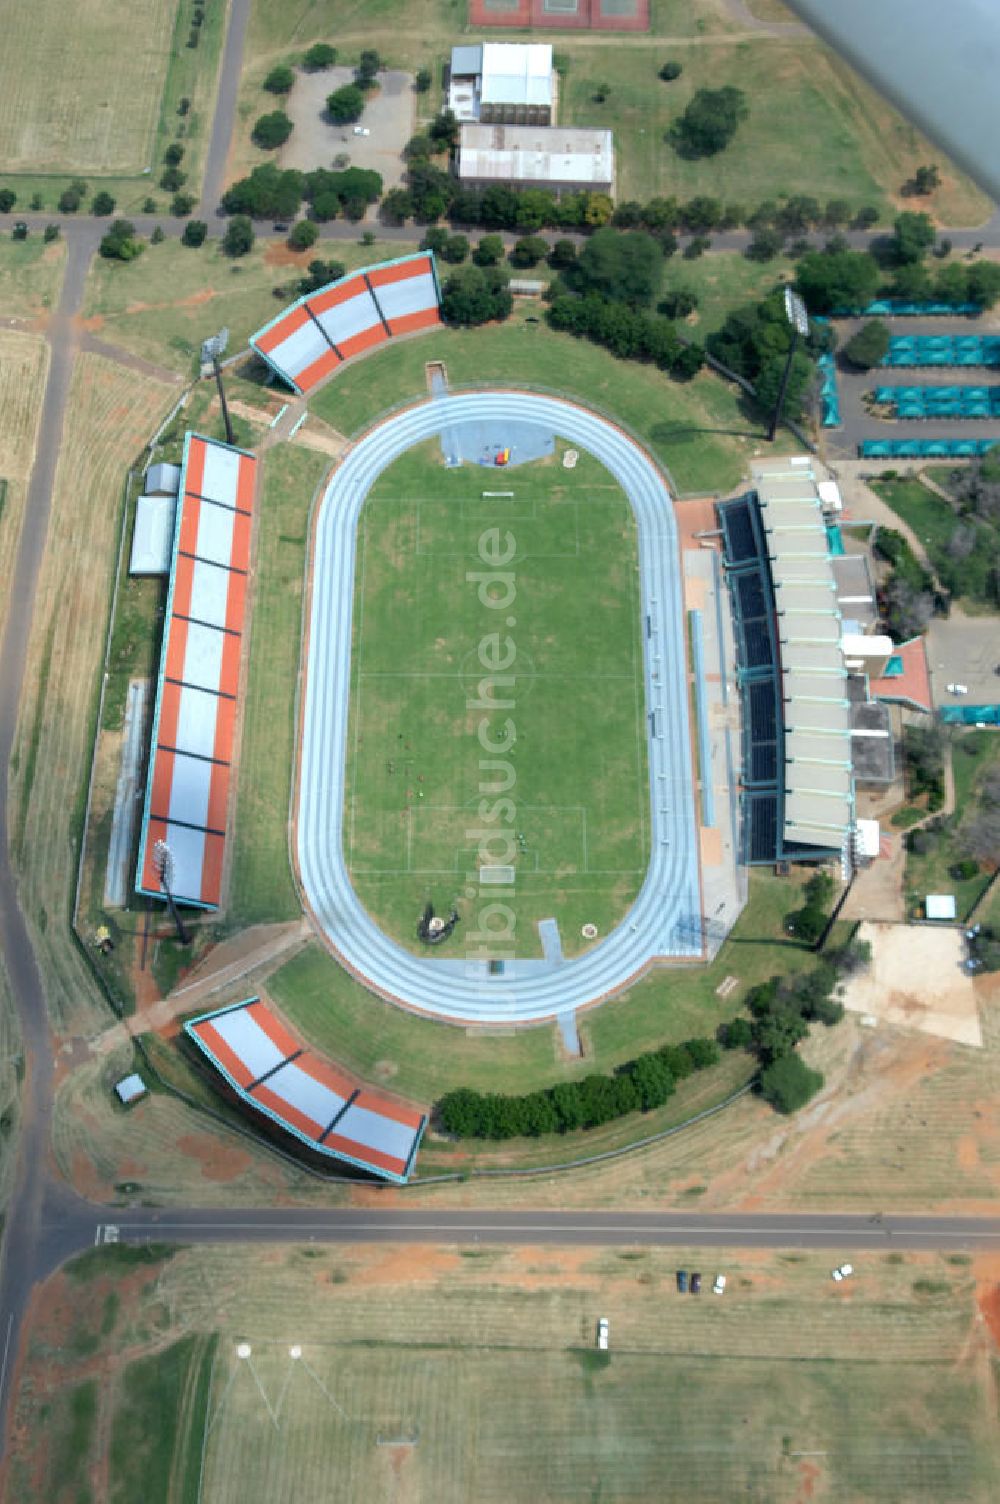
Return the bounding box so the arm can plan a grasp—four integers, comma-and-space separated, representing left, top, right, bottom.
451, 44, 483, 76
129, 494, 176, 576
458, 124, 614, 187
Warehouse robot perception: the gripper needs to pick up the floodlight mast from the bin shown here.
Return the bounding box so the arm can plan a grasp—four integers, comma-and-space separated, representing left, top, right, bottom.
203, 328, 234, 447
767, 288, 810, 442
152, 840, 191, 946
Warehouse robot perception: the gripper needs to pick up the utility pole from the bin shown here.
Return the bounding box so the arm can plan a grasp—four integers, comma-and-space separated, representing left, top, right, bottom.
201, 327, 233, 445
767, 287, 810, 442
213, 354, 235, 447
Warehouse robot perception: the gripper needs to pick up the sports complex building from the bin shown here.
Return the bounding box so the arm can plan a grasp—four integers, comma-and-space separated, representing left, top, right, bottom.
120, 254, 922, 1179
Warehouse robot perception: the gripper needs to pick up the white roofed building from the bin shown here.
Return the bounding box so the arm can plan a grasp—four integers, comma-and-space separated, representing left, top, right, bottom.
449, 42, 554, 125
458, 124, 614, 195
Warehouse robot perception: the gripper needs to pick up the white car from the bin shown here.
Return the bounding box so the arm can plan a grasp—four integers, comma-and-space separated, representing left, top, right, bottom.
831, 1263, 854, 1282
947, 683, 969, 695
713, 1274, 727, 1295
352, 125, 371, 136
597, 1317, 609, 1350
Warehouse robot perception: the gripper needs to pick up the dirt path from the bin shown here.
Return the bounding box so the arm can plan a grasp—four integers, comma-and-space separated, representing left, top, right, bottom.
79, 334, 184, 386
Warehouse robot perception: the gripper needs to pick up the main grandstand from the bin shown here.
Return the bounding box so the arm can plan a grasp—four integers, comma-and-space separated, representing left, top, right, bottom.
136, 434, 257, 909
250, 253, 442, 396
718, 458, 891, 869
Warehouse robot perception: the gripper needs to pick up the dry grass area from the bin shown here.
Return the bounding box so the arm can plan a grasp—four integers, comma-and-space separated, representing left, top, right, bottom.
0, 331, 49, 645
8, 352, 175, 1038
0, 0, 177, 175
6, 1241, 999, 1502
842, 921, 983, 1046
0, 239, 65, 322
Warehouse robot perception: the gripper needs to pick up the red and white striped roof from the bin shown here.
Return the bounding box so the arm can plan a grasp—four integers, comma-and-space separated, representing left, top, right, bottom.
250, 253, 442, 394
186, 998, 426, 1182
136, 435, 257, 909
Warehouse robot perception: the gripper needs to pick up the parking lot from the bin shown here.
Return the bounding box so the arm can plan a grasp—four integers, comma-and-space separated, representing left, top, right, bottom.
281, 66, 414, 192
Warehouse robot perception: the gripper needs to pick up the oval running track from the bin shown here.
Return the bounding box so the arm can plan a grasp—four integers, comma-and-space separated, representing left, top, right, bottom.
296, 391, 701, 1023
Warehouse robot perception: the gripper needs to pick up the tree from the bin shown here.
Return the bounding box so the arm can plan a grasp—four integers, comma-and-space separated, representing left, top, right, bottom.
289, 219, 319, 250
905, 163, 941, 196
171, 192, 195, 217
613, 200, 644, 229
842, 319, 890, 369
326, 84, 365, 124
823, 197, 851, 228
264, 64, 295, 94
670, 86, 748, 158
547, 238, 577, 270
305, 166, 381, 221
794, 248, 880, 314
473, 234, 504, 266
890, 210, 936, 264
852, 204, 879, 230
407, 160, 455, 222
509, 234, 548, 268
760, 1053, 824, 1114
160, 165, 187, 192
182, 219, 208, 247
966, 260, 1000, 308
515, 188, 557, 231
659, 288, 698, 319
298, 257, 346, 294
441, 233, 469, 264
91, 191, 116, 216
355, 49, 382, 89
658, 60, 683, 81
440, 264, 512, 326
222, 214, 255, 257
303, 43, 337, 71
223, 163, 305, 219
164, 142, 185, 167
745, 227, 783, 261
415, 67, 432, 94
99, 219, 142, 261
428, 109, 460, 151
252, 110, 293, 149
682, 195, 723, 233
151, 225, 165, 244
43, 224, 59, 243
0, 190, 15, 213
178, 96, 190, 116
56, 185, 82, 213
381, 187, 413, 225
572, 227, 662, 308
582, 192, 613, 227
718, 1017, 753, 1050
404, 132, 433, 163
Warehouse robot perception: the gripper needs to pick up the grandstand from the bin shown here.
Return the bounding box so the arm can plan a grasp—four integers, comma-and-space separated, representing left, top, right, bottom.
185, 998, 426, 1182
250, 253, 442, 396
135, 434, 257, 909
718, 459, 857, 866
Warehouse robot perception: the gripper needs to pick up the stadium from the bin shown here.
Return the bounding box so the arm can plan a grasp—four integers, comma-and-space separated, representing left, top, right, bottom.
127, 252, 895, 1178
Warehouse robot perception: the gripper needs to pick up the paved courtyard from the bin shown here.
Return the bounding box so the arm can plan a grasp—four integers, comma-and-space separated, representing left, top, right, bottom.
281, 66, 414, 193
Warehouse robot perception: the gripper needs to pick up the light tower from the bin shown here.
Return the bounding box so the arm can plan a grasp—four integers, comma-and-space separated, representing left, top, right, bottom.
152, 840, 191, 946
767, 287, 810, 442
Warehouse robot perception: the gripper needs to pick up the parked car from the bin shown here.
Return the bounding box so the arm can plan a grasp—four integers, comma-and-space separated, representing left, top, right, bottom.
947, 683, 969, 695
597, 1317, 609, 1350
352, 125, 371, 136
690, 1272, 702, 1294
676, 1269, 688, 1293
713, 1274, 727, 1295
831, 1263, 854, 1282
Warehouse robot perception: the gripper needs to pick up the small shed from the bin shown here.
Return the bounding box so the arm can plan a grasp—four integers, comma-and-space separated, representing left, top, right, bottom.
129, 494, 177, 576
144, 461, 181, 497
925, 893, 957, 921
114, 1073, 147, 1105
855, 819, 881, 861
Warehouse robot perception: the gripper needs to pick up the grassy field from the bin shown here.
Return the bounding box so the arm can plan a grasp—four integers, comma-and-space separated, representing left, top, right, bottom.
7, 1241, 998, 1503
0, 238, 66, 320
0, 0, 226, 210
309, 306, 786, 495
8, 352, 175, 1037
343, 439, 648, 954
81, 237, 422, 378
0, 331, 50, 647
228, 443, 332, 926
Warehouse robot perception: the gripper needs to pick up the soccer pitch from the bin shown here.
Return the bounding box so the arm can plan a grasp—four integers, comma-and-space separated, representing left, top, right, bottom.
343, 441, 650, 957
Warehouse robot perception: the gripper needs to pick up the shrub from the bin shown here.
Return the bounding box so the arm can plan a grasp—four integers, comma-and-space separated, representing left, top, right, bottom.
43, 224, 59, 243
252, 111, 293, 149
950, 857, 979, 881
326, 85, 365, 124
182, 220, 208, 247
303, 43, 337, 71
288, 219, 319, 250
658, 60, 683, 81
760, 1054, 824, 1114
264, 65, 296, 95
415, 67, 432, 93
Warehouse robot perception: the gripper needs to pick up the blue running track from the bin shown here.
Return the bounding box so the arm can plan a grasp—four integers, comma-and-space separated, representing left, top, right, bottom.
296, 392, 701, 1024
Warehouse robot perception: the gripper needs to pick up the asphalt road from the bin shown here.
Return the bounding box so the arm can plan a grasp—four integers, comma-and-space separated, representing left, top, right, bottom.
0, 0, 999, 1464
